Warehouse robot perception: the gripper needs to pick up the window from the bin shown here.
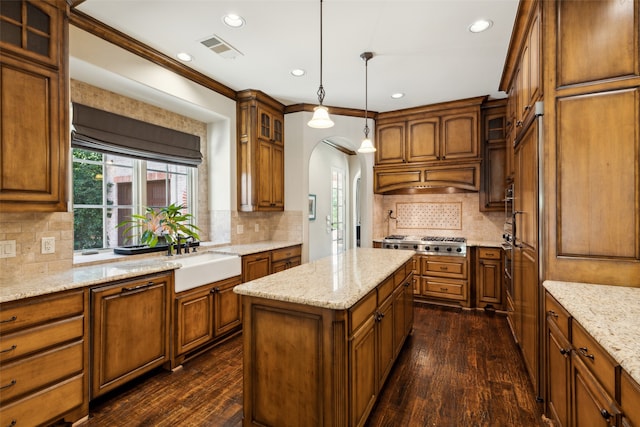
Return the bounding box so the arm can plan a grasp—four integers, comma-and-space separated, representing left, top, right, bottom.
72, 148, 197, 251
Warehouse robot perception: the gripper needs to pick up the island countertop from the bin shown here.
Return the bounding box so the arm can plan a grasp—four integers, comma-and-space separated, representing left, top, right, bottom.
233, 247, 415, 310
543, 280, 640, 385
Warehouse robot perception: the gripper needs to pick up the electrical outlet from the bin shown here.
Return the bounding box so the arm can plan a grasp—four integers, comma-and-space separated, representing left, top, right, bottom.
254, 223, 259, 232
41, 237, 55, 254
237, 224, 244, 234
0, 240, 16, 258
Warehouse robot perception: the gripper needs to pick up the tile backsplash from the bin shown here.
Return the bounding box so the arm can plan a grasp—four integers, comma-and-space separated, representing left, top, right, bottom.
0, 212, 74, 279
374, 193, 503, 241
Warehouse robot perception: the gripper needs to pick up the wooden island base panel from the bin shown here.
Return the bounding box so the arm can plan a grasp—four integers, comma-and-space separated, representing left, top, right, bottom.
234, 248, 415, 427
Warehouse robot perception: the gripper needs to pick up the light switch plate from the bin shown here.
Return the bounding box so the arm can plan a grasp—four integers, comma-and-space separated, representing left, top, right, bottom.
237, 224, 244, 234
0, 240, 16, 258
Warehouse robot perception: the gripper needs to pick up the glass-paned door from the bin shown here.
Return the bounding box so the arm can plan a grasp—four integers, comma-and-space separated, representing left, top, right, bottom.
331, 168, 345, 255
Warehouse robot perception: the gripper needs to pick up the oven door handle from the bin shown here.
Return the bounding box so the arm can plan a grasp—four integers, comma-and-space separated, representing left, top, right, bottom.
512, 211, 523, 248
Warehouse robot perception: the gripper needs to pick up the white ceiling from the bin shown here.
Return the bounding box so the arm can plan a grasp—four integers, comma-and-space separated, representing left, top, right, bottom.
73, 0, 518, 114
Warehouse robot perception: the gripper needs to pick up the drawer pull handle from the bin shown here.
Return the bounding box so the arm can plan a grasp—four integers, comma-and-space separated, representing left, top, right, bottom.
600, 409, 611, 420
8, 420, 16, 427
0, 345, 17, 354
548, 310, 558, 318
403, 282, 411, 287
440, 288, 448, 292
439, 266, 448, 271
0, 316, 17, 324
122, 281, 155, 294
210, 287, 221, 294
578, 347, 595, 360
0, 379, 16, 390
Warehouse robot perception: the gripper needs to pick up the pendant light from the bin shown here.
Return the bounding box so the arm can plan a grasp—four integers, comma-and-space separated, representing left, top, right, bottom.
357, 52, 376, 153
307, 0, 334, 128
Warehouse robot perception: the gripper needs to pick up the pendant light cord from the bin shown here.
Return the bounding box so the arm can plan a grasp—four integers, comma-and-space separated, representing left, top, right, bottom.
364, 55, 369, 137
317, 0, 325, 105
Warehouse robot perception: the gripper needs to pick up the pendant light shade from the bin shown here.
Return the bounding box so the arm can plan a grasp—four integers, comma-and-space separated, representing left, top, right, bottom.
357, 52, 376, 153
308, 0, 334, 129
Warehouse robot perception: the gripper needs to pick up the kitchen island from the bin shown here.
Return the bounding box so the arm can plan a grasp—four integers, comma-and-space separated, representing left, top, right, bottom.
234, 248, 415, 427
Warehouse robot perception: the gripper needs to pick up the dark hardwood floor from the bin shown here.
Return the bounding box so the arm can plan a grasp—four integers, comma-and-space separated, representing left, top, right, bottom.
86, 305, 543, 426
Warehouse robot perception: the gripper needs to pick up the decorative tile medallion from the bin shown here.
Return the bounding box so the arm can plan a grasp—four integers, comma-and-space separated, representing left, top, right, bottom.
396, 202, 462, 229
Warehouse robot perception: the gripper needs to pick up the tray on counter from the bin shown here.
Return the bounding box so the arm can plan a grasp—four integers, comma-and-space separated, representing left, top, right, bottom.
113, 241, 200, 255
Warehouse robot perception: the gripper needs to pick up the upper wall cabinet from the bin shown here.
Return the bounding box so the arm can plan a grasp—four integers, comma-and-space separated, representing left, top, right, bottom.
373, 96, 485, 194
480, 99, 507, 212
237, 90, 285, 212
0, 0, 69, 212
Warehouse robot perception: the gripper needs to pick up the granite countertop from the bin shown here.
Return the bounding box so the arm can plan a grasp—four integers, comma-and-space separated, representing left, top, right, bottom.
207, 240, 301, 256
0, 258, 181, 303
1, 240, 301, 303
543, 280, 640, 385
234, 247, 414, 310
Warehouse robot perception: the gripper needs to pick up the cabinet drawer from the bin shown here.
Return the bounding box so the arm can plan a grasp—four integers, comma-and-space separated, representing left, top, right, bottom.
0, 374, 84, 427
478, 247, 501, 259
349, 291, 377, 335
545, 292, 570, 339
423, 278, 467, 301
621, 370, 640, 427
0, 316, 84, 364
271, 245, 301, 262
572, 320, 617, 398
378, 276, 394, 303
0, 290, 84, 334
423, 257, 467, 279
0, 340, 83, 404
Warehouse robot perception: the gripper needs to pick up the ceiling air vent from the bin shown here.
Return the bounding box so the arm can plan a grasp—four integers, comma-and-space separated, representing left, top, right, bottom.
200, 35, 243, 59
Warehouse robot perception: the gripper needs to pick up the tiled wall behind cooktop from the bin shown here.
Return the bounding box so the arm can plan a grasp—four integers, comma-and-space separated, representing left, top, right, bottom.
396, 202, 461, 229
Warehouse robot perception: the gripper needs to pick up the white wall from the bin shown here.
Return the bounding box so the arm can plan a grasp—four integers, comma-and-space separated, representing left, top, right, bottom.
285, 112, 375, 263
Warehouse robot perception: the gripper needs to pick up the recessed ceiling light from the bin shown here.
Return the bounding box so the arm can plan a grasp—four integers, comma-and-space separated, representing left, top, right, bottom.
223, 14, 245, 28
176, 52, 193, 62
468, 19, 493, 33
290, 69, 306, 77
391, 93, 405, 99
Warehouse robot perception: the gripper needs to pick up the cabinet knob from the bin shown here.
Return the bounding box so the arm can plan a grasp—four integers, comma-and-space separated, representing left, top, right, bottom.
548, 310, 558, 318
600, 409, 611, 420
524, 105, 531, 111
559, 348, 570, 355
210, 287, 221, 294
516, 120, 523, 128
0, 379, 16, 390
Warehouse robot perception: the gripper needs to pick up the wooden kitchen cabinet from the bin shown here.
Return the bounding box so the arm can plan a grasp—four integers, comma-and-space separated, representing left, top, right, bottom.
621, 371, 640, 427
173, 275, 242, 367
242, 252, 271, 282
0, 289, 89, 426
475, 247, 503, 309
571, 352, 620, 427
237, 89, 285, 212
418, 255, 470, 308
242, 244, 302, 281
540, 0, 640, 286
271, 245, 302, 273
545, 292, 572, 427
0, 0, 69, 212
373, 96, 484, 194
90, 272, 171, 398
480, 100, 507, 212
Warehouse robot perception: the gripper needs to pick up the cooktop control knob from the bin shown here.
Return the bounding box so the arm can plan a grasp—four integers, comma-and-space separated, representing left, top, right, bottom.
434, 247, 440, 251
456, 248, 462, 252
446, 247, 452, 252
393, 244, 399, 249
413, 245, 418, 249
425, 246, 430, 251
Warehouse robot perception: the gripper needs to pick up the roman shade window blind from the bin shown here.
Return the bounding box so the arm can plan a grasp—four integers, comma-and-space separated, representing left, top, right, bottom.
71, 103, 202, 166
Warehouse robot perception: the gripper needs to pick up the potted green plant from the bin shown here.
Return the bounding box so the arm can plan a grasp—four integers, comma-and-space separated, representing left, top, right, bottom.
117, 203, 200, 255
